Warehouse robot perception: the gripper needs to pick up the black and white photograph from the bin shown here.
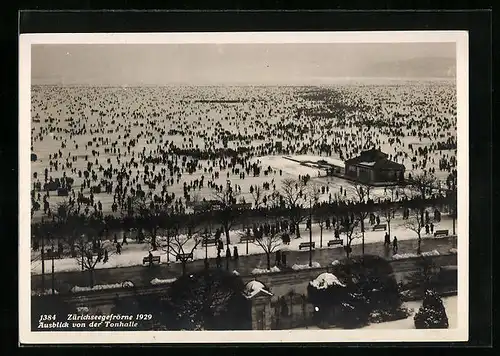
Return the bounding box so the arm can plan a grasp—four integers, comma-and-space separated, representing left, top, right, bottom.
19, 31, 469, 343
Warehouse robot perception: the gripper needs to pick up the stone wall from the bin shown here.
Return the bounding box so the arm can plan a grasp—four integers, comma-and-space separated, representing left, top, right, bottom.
61, 254, 457, 316
242, 253, 457, 298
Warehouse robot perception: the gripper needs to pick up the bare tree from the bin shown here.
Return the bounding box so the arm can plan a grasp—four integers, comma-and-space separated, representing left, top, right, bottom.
404, 208, 425, 255
408, 172, 438, 226
383, 185, 401, 237
131, 195, 169, 251
253, 232, 283, 270
160, 216, 201, 275
249, 185, 263, 209
74, 234, 100, 287
446, 171, 457, 236
341, 217, 361, 259
212, 184, 240, 245
266, 190, 283, 210
280, 178, 307, 238
346, 182, 371, 255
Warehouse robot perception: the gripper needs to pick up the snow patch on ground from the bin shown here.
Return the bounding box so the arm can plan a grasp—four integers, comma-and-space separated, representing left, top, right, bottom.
392, 249, 440, 260
331, 260, 341, 266
76, 306, 89, 314
232, 270, 240, 276
309, 272, 346, 289
150, 278, 177, 285
251, 266, 281, 275
31, 289, 59, 296
292, 262, 321, 270
70, 281, 134, 293
449, 248, 457, 254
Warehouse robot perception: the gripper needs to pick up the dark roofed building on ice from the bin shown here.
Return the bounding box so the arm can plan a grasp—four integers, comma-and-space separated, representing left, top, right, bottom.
344, 148, 405, 184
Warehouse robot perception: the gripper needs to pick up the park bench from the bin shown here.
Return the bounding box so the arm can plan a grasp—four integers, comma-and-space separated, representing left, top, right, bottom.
434, 229, 449, 237
299, 241, 315, 250
327, 239, 344, 247
240, 235, 255, 243
372, 224, 387, 231
202, 238, 218, 246
142, 256, 161, 265
45, 250, 62, 259
176, 252, 194, 261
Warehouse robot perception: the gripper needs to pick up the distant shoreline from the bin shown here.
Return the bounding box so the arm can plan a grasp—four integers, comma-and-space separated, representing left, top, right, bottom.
31, 78, 456, 88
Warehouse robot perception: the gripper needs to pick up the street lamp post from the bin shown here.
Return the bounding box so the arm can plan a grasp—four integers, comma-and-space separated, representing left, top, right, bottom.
51, 239, 55, 295
309, 200, 313, 267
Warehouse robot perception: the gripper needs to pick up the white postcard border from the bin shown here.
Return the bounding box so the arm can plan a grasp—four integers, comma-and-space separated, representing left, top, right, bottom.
19, 30, 469, 344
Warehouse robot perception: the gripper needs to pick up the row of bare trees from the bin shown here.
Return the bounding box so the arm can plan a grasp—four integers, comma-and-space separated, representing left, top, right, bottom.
34, 172, 455, 285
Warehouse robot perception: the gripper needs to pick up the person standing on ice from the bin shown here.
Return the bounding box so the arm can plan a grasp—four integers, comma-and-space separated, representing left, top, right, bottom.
116, 242, 122, 255
233, 246, 239, 261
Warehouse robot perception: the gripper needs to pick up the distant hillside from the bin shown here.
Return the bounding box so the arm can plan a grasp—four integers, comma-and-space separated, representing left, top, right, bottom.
362, 57, 456, 78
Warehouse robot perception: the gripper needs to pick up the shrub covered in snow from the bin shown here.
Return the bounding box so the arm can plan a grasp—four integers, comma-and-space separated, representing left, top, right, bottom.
164, 268, 251, 330
292, 262, 321, 270
309, 255, 409, 328
309, 273, 346, 289
331, 260, 341, 266
150, 278, 177, 286
449, 248, 458, 254
414, 289, 449, 329
335, 292, 371, 329
232, 270, 240, 276
251, 266, 281, 275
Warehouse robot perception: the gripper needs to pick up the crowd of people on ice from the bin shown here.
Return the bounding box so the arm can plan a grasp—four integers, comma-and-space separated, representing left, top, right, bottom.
30, 85, 457, 240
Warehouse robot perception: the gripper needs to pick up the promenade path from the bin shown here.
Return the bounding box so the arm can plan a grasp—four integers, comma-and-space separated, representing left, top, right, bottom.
31, 235, 456, 292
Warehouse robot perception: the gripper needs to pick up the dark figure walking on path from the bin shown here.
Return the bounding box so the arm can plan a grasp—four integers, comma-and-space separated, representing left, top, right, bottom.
392, 236, 398, 254
233, 246, 239, 261
226, 246, 231, 260
103, 249, 109, 263
116, 242, 122, 255
384, 232, 390, 246
425, 224, 430, 235
430, 223, 434, 234
275, 250, 282, 266
148, 251, 153, 267
122, 233, 128, 245
216, 253, 222, 268
281, 252, 287, 266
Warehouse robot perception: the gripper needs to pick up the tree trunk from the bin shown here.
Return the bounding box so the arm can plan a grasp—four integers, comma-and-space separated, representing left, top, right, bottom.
417, 235, 422, 255
320, 225, 323, 248
224, 223, 231, 245
360, 219, 365, 256
182, 262, 187, 276
295, 223, 300, 238
151, 227, 157, 251
266, 253, 271, 270
88, 269, 94, 288
388, 218, 391, 237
